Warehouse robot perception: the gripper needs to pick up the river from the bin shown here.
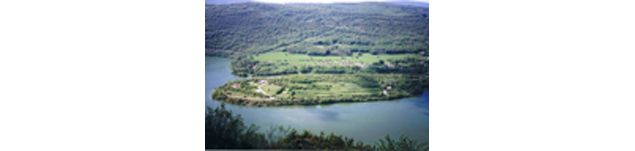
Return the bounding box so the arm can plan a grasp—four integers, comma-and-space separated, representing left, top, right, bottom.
205, 56, 428, 144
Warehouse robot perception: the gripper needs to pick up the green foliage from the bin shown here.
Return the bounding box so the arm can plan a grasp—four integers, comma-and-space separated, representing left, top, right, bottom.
237, 51, 427, 76
274, 129, 374, 150
212, 74, 427, 106
205, 105, 428, 150
206, 3, 428, 150
208, 2, 429, 106
376, 135, 429, 151
230, 55, 259, 77
205, 3, 428, 57
205, 104, 268, 149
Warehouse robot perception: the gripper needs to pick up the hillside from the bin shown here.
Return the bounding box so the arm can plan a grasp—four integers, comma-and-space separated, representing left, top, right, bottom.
205, 2, 428, 56
206, 2, 428, 106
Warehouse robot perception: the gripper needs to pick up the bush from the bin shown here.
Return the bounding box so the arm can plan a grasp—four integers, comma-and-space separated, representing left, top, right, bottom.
205, 105, 428, 150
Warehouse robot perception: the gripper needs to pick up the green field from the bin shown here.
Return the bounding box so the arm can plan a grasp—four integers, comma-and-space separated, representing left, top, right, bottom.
254, 51, 422, 66
231, 51, 428, 77
220, 43, 428, 106
213, 74, 427, 106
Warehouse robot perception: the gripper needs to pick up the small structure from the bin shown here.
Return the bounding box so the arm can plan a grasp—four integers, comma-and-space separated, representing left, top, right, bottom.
231, 83, 241, 89
258, 79, 268, 85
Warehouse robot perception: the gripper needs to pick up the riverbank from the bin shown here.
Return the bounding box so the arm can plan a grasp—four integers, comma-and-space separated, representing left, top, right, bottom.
212, 73, 427, 106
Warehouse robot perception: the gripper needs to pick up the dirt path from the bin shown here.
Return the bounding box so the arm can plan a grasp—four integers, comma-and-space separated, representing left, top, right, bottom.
255, 86, 268, 95
255, 86, 276, 100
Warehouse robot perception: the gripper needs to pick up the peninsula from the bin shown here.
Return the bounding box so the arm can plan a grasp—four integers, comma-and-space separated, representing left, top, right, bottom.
207, 2, 428, 106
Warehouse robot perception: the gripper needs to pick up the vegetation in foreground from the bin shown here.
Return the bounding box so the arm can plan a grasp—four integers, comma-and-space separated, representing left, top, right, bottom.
206, 105, 428, 150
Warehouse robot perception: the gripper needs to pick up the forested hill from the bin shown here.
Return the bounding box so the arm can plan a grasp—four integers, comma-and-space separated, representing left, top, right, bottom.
205, 2, 429, 57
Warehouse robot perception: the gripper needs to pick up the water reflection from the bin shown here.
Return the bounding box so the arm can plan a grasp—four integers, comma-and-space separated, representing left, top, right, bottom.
307, 109, 343, 122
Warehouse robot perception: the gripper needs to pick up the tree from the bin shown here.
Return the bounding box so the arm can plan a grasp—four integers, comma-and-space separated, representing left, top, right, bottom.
206, 104, 428, 150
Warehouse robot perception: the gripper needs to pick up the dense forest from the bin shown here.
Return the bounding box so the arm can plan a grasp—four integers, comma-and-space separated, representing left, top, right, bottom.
205, 2, 428, 57
206, 105, 429, 150
206, 2, 428, 105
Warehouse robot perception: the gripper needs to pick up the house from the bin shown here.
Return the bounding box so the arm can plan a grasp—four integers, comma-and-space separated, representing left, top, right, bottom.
258, 79, 268, 85
231, 83, 241, 89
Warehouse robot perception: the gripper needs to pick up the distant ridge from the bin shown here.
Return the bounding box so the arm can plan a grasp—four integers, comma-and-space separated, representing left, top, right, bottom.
205, 0, 253, 4
206, 0, 428, 7
393, 1, 428, 7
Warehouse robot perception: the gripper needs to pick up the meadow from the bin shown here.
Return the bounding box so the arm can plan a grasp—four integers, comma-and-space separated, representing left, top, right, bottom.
213, 73, 427, 106
254, 51, 421, 66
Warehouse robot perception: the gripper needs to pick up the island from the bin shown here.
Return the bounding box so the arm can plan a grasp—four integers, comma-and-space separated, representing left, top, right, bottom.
206, 2, 429, 106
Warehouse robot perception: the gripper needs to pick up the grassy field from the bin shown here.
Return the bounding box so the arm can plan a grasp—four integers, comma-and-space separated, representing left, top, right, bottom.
213, 74, 427, 106
254, 51, 424, 67
219, 51, 428, 106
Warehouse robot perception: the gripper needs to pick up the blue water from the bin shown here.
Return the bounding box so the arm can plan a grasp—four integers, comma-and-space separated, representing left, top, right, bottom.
205, 56, 428, 144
